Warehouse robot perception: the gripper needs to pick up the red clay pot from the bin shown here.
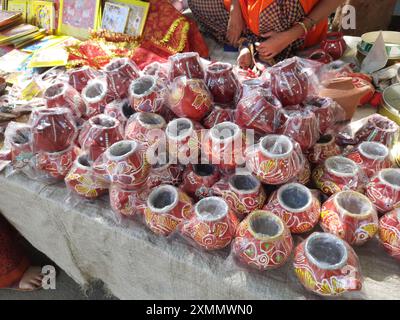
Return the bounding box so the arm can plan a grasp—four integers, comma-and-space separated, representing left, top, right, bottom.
168, 52, 205, 81
321, 32, 347, 60
128, 75, 166, 113
82, 79, 113, 119
104, 99, 134, 127
181, 164, 220, 200
308, 49, 333, 64
68, 66, 98, 92
202, 105, 234, 129
379, 210, 400, 261
125, 112, 166, 147
306, 134, 341, 165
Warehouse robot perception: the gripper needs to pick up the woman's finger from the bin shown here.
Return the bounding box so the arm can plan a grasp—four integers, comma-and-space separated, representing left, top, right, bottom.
260, 31, 275, 38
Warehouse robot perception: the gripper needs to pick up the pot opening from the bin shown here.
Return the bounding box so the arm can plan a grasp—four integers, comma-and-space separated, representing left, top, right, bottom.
121, 100, 134, 119
208, 62, 231, 73
77, 154, 91, 168
195, 197, 228, 221
250, 212, 283, 239
306, 233, 347, 270
261, 135, 293, 158
45, 83, 66, 98
109, 141, 137, 158
148, 186, 178, 212
210, 122, 239, 142
317, 134, 334, 144
336, 191, 372, 216
131, 76, 156, 96
193, 164, 215, 177
85, 82, 106, 99
278, 184, 311, 212
138, 113, 164, 126
359, 142, 388, 159
230, 174, 259, 192
326, 156, 358, 177
91, 115, 116, 128
243, 78, 263, 87
12, 128, 30, 145
381, 169, 400, 188
167, 119, 193, 139
310, 52, 324, 60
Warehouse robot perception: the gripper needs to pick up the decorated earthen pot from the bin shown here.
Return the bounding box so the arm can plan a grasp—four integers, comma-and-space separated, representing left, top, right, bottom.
320, 191, 379, 246
8, 124, 32, 161
144, 185, 193, 236
366, 168, 400, 213
293, 232, 362, 296
306, 134, 341, 165
125, 112, 166, 147
296, 157, 312, 185
232, 210, 293, 271
128, 75, 166, 113
308, 49, 333, 64
78, 114, 124, 161
36, 145, 80, 180
180, 197, 239, 250
203, 122, 246, 170
379, 209, 400, 261
346, 142, 392, 178
246, 135, 303, 185
147, 160, 184, 190
93, 140, 150, 190
270, 57, 309, 106
82, 79, 113, 118
104, 99, 134, 127
312, 156, 367, 196
211, 174, 266, 220
168, 52, 205, 81
205, 62, 239, 106
44, 82, 87, 119
109, 184, 151, 218
65, 153, 108, 199
68, 66, 98, 92
181, 164, 220, 200
168, 76, 212, 121
279, 107, 320, 151
320, 32, 347, 60
30, 107, 77, 153
202, 106, 234, 129
235, 88, 282, 134
239, 78, 269, 100
264, 183, 320, 234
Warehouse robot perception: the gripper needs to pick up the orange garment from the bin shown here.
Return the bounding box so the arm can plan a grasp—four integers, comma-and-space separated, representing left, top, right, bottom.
224, 0, 328, 48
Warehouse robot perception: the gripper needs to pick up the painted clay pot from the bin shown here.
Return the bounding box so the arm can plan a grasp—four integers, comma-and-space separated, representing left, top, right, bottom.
353, 77, 375, 105
296, 158, 312, 185
143, 61, 169, 83
128, 75, 166, 113
147, 161, 184, 190
203, 122, 246, 170
294, 232, 362, 296
205, 62, 239, 105
379, 210, 400, 261
303, 96, 346, 135
235, 88, 282, 134
318, 77, 372, 121
366, 168, 400, 213
320, 191, 379, 246
109, 184, 151, 218
30, 107, 77, 153
279, 107, 320, 151
168, 76, 212, 121
181, 164, 220, 200
307, 134, 341, 165
264, 183, 321, 234
270, 58, 309, 106
125, 112, 166, 147
202, 106, 234, 129
68, 66, 97, 92
165, 118, 200, 164
65, 153, 108, 199
44, 82, 87, 119
239, 78, 269, 100
211, 174, 266, 220
93, 140, 150, 190
36, 145, 80, 180
312, 156, 367, 196
232, 210, 293, 271
82, 79, 113, 118
103, 58, 140, 98
321, 32, 347, 60
78, 114, 123, 161
9, 125, 32, 161
246, 135, 303, 185
180, 197, 239, 250
104, 99, 134, 127
308, 49, 333, 64
144, 185, 193, 236
346, 142, 392, 178
168, 52, 205, 81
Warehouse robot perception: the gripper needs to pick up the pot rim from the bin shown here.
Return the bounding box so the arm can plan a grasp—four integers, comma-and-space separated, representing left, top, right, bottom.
88, 114, 120, 130
129, 75, 157, 99
105, 58, 130, 73
247, 210, 285, 242
136, 112, 166, 130
147, 185, 179, 214
315, 134, 335, 146
259, 135, 293, 159
82, 80, 108, 104
106, 140, 138, 161
305, 232, 348, 271
325, 156, 359, 178
229, 174, 261, 195
379, 168, 400, 191
166, 118, 194, 142
358, 141, 389, 161
333, 190, 375, 219
195, 196, 229, 222
44, 82, 68, 100
277, 183, 313, 213
75, 153, 93, 169
210, 121, 241, 145
207, 62, 233, 74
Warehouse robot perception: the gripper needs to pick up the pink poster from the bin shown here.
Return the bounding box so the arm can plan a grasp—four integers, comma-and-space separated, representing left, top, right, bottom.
61, 0, 98, 29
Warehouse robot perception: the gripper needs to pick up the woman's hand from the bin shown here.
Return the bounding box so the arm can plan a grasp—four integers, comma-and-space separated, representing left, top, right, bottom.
226, 4, 245, 47
255, 30, 297, 60
237, 47, 252, 69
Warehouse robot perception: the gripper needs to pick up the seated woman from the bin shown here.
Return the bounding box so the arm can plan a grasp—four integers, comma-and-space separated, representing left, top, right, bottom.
0, 214, 44, 291
188, 0, 345, 68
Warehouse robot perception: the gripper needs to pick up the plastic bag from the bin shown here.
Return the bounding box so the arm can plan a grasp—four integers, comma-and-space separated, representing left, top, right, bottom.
168, 52, 205, 81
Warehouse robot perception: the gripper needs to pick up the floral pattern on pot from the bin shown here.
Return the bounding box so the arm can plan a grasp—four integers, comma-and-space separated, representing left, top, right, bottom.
104, 99, 134, 127
168, 52, 205, 81
294, 232, 362, 296
125, 112, 166, 147
181, 164, 220, 200
306, 135, 341, 165
320, 191, 379, 246
379, 210, 400, 261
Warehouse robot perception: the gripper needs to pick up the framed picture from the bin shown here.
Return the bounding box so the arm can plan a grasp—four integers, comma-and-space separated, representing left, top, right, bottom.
58, 0, 101, 40
101, 2, 129, 34
32, 1, 55, 32
7, 0, 28, 22
110, 0, 149, 37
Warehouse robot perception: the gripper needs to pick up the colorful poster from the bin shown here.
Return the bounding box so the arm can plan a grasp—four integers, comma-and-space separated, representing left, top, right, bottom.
110, 0, 149, 37
101, 2, 129, 34
32, 1, 55, 31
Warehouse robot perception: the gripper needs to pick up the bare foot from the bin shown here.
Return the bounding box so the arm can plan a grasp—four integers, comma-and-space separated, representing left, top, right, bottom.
17, 266, 44, 291
237, 47, 253, 70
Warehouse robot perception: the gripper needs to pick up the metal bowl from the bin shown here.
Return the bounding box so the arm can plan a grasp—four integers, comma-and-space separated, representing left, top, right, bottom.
379, 83, 400, 124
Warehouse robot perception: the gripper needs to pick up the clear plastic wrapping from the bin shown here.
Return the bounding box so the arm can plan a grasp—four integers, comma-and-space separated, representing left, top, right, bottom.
3, 122, 32, 162
67, 66, 99, 93
168, 52, 205, 81
142, 61, 170, 83
104, 99, 134, 127
202, 105, 234, 129
82, 77, 114, 119
125, 112, 166, 147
